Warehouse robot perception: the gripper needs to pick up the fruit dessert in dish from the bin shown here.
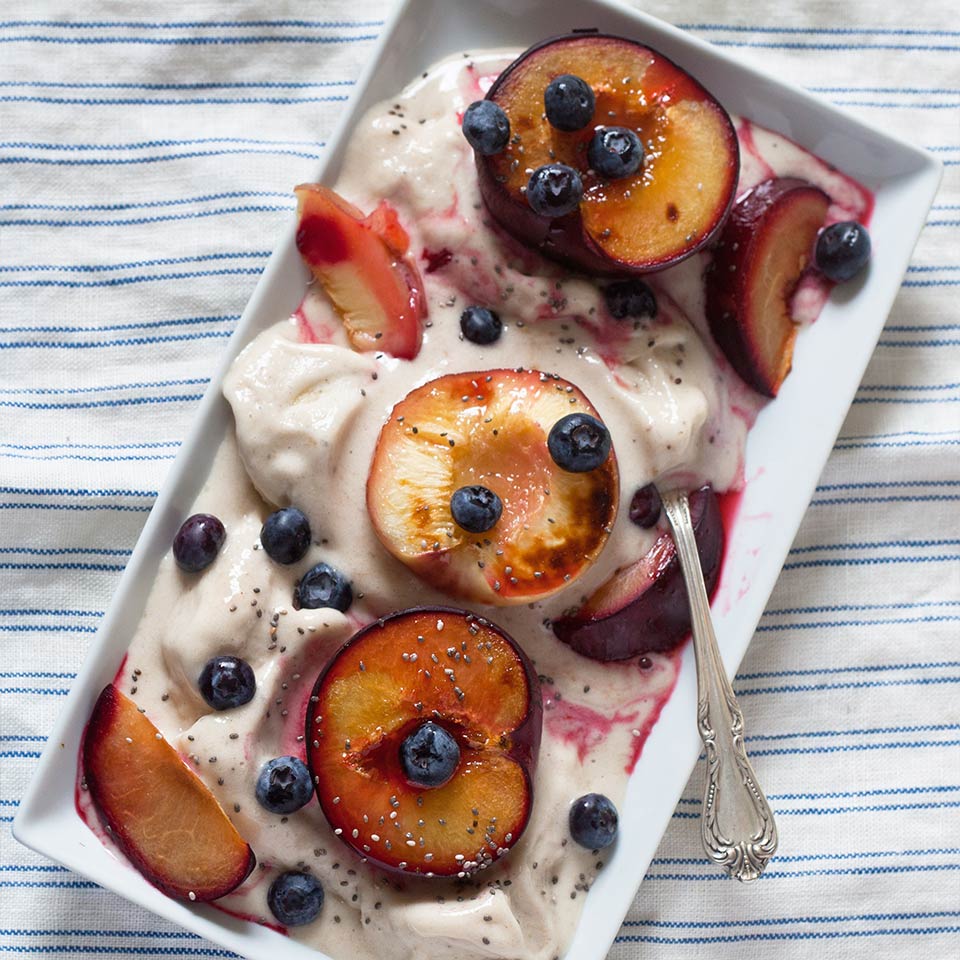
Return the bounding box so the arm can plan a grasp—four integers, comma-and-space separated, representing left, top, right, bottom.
76, 32, 872, 960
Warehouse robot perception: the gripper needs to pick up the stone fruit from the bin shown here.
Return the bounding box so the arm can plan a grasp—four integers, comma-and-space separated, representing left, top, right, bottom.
366, 369, 618, 605
553, 485, 723, 660
294, 183, 427, 360
306, 608, 542, 877
82, 685, 255, 901
706, 177, 830, 397
475, 33, 739, 275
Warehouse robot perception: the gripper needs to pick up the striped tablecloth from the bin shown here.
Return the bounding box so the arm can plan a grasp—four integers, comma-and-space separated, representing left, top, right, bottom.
1, 2, 957, 958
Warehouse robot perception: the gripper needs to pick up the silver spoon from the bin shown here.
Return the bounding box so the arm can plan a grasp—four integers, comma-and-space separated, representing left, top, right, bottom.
658, 487, 778, 882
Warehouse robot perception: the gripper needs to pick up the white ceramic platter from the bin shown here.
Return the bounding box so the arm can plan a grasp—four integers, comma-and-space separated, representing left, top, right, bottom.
14, 0, 941, 958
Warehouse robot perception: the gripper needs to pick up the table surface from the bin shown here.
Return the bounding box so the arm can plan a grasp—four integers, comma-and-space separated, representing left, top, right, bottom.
1, 2, 957, 959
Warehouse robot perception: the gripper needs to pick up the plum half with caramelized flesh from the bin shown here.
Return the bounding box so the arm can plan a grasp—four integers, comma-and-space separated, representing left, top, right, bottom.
366, 369, 618, 605
306, 608, 541, 877
476, 33, 739, 275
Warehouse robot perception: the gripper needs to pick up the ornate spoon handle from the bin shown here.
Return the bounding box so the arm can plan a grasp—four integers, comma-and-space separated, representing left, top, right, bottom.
659, 489, 778, 882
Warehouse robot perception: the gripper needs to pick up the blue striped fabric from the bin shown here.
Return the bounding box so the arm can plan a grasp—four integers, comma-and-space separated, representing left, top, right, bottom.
1, 3, 957, 960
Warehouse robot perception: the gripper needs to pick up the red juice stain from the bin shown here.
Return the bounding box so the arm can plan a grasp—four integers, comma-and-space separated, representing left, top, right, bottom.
736, 119, 776, 184
716, 487, 744, 566
110, 654, 129, 689
210, 900, 284, 934
296, 215, 348, 265
294, 304, 336, 345
544, 691, 640, 763
625, 653, 682, 774
422, 247, 453, 273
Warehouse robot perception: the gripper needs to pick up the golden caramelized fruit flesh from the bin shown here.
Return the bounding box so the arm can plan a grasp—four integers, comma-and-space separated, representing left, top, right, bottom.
294, 183, 427, 359
706, 177, 830, 397
478, 34, 739, 274
306, 608, 541, 877
366, 369, 619, 605
82, 685, 255, 901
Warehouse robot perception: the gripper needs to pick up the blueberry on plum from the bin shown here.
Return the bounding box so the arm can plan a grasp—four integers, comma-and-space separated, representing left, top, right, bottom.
547, 413, 611, 473
173, 514, 225, 573
267, 871, 324, 927
295, 562, 352, 612
628, 483, 662, 528
526, 163, 583, 218
815, 221, 871, 283
604, 278, 657, 320
256, 756, 314, 814
450, 484, 503, 534
399, 721, 461, 788
569, 792, 618, 849
198, 656, 255, 711
260, 507, 311, 565
460, 305, 502, 345
544, 73, 595, 131
588, 126, 643, 179
462, 100, 510, 156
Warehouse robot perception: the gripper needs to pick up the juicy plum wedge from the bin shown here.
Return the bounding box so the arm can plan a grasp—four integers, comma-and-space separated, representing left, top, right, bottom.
366, 369, 619, 605
478, 33, 739, 274
553, 485, 723, 660
706, 177, 830, 397
82, 685, 255, 901
294, 183, 427, 360
306, 608, 542, 877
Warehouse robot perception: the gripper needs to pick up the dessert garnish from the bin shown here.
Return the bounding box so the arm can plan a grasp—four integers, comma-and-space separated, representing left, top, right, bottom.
603, 278, 657, 321
83, 685, 255, 901
569, 793, 619, 850
268, 871, 325, 927
306, 608, 541, 877
459, 304, 503, 345
526, 163, 584, 218
461, 100, 511, 155
294, 183, 426, 360
449, 484, 503, 534
546, 413, 612, 473
366, 369, 619, 604
260, 506, 312, 565
815, 220, 871, 282
256, 757, 315, 815
173, 513, 225, 572
472, 33, 739, 274
199, 655, 256, 710
294, 561, 353, 612
627, 482, 662, 529
553, 485, 722, 660
706, 176, 830, 398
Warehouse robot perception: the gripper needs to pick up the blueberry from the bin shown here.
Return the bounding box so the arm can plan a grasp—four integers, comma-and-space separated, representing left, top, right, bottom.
255, 756, 314, 814
462, 100, 510, 156
526, 164, 583, 218
629, 483, 662, 528
547, 413, 611, 473
198, 656, 255, 711
267, 871, 324, 927
569, 793, 618, 849
260, 507, 311, 565
815, 221, 871, 283
400, 721, 461, 788
450, 485, 503, 533
604, 279, 657, 320
460, 305, 503, 345
588, 126, 643, 179
295, 562, 352, 612
544, 74, 595, 132
173, 513, 225, 573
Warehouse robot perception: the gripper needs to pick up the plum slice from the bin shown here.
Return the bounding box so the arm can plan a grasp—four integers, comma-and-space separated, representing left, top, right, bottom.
82, 685, 255, 901
366, 369, 619, 605
706, 177, 830, 397
477, 33, 739, 275
306, 608, 541, 877
553, 485, 723, 660
294, 183, 427, 360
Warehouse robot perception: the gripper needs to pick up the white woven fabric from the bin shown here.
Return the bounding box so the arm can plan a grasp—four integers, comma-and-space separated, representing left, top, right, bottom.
1, 2, 957, 958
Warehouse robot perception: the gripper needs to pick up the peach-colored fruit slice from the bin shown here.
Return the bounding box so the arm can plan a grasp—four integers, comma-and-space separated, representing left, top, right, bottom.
294, 183, 427, 359
82, 685, 255, 901
706, 177, 830, 397
366, 369, 619, 605
477, 33, 739, 274
306, 608, 541, 877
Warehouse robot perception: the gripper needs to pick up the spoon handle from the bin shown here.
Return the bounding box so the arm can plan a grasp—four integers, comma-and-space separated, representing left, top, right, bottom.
660, 489, 778, 882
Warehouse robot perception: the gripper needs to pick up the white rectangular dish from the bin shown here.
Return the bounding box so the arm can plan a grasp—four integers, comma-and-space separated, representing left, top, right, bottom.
14, 0, 941, 958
